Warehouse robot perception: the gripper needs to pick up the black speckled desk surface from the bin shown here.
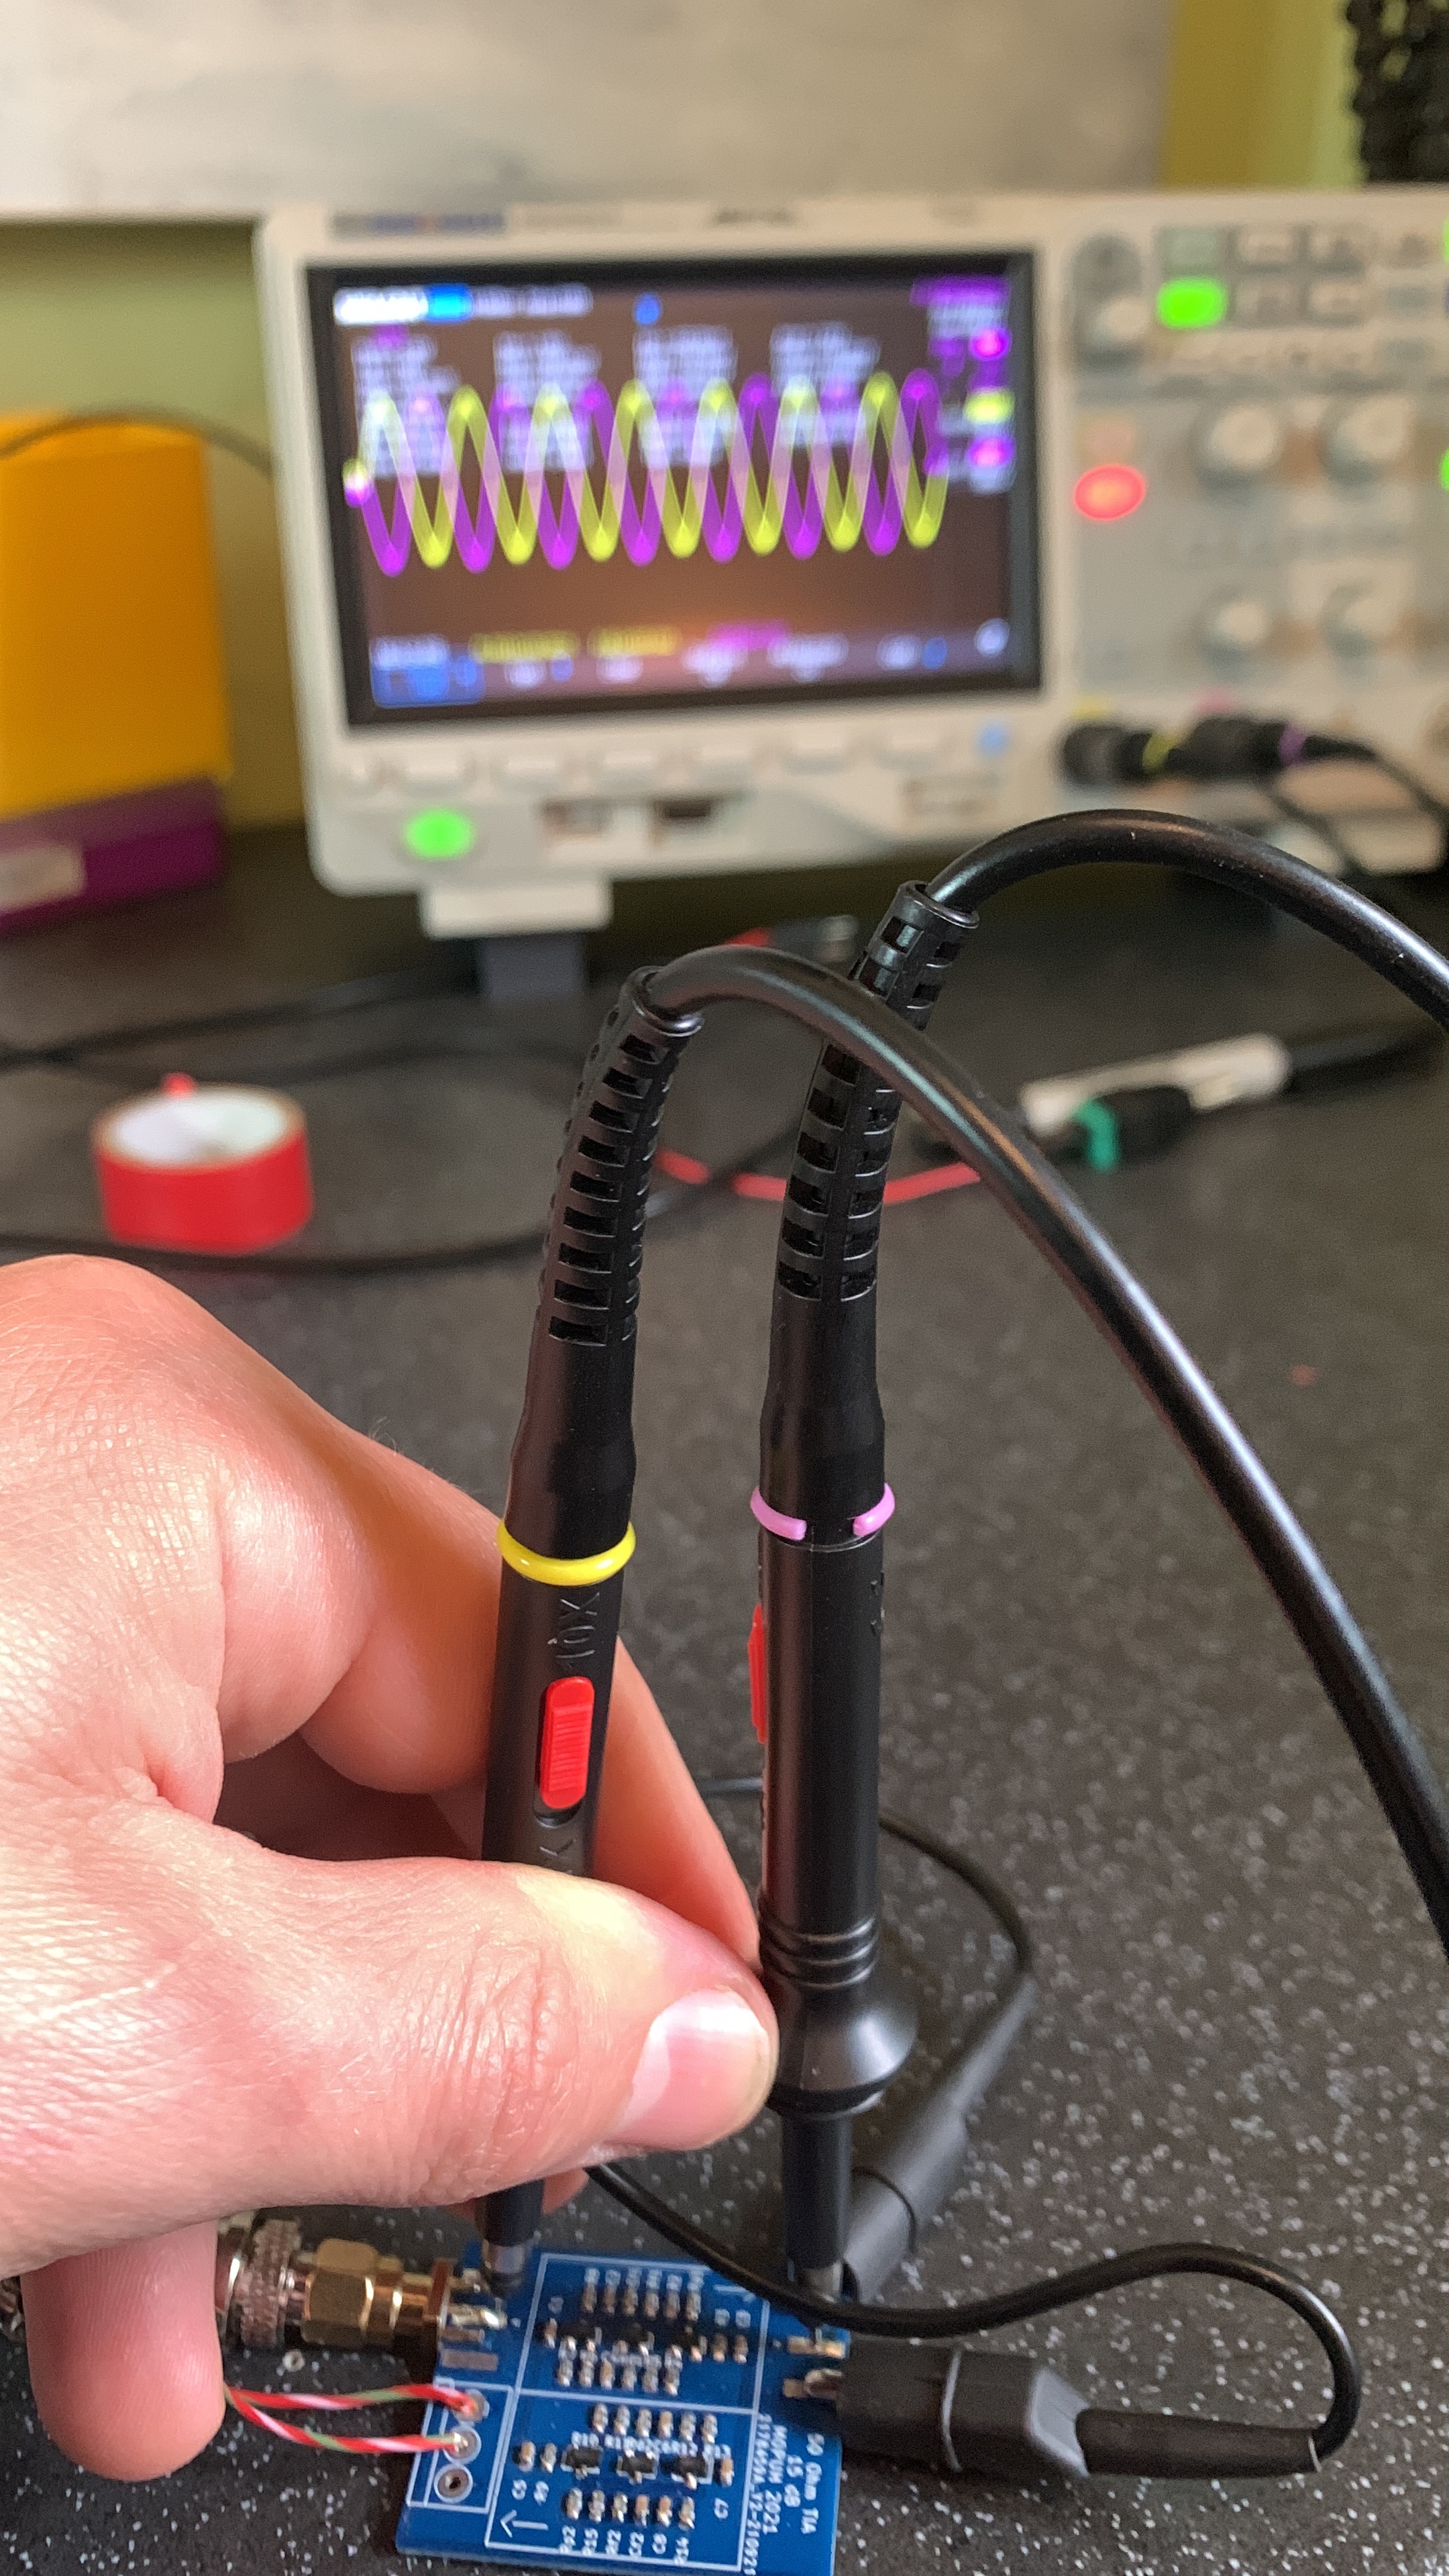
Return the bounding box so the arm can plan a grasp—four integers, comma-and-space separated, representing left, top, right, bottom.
3, 832, 1449, 2574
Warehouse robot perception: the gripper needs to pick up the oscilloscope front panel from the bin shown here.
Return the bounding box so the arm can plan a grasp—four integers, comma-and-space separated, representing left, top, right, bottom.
256, 193, 1449, 936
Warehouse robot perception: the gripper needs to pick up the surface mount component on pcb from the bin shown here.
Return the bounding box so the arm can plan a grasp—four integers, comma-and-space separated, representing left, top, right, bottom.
396, 2246, 843, 2573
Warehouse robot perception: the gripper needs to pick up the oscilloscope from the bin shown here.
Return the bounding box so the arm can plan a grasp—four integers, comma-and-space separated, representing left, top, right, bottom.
256, 193, 1449, 942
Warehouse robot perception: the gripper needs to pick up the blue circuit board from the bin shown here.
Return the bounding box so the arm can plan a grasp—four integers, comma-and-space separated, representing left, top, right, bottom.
396, 2246, 843, 2576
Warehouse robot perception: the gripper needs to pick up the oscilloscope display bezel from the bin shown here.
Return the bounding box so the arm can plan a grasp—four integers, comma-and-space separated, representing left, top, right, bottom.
304, 251, 1041, 729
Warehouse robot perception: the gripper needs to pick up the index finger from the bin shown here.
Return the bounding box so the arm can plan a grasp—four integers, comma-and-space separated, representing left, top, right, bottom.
0, 1257, 757, 1958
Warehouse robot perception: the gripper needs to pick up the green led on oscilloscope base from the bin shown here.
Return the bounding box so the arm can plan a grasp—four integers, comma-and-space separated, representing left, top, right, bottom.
1157, 276, 1230, 332
403, 808, 475, 862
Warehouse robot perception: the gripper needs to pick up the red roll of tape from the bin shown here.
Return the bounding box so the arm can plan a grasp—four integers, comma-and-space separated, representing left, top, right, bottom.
91, 1074, 313, 1252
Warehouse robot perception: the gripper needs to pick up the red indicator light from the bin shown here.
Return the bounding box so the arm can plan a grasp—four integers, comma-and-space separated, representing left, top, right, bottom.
538, 1674, 595, 1811
1073, 463, 1148, 523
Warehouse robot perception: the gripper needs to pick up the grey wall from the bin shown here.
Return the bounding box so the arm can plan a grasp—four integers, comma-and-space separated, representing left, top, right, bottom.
1, 0, 1174, 215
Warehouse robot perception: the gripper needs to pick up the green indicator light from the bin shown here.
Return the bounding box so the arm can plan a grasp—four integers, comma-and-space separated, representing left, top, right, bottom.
1156, 275, 1230, 331
404, 807, 474, 861
1440, 448, 1449, 492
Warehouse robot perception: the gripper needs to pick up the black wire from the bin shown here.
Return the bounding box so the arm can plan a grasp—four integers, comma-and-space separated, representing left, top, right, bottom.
0, 409, 274, 478
587, 2163, 1359, 2462
1258, 784, 1446, 925
0, 957, 479, 1075
0, 959, 552, 1275
926, 808, 1449, 1026
1260, 783, 1362, 883
54, 1035, 583, 1097
641, 941, 1449, 1962
582, 1799, 1356, 2464
1360, 747, 1449, 832
0, 1124, 803, 1280
0, 1216, 551, 1281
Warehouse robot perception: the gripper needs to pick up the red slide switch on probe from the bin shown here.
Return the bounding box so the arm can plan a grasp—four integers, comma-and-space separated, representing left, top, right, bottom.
538, 1676, 595, 1810
747, 1603, 767, 1742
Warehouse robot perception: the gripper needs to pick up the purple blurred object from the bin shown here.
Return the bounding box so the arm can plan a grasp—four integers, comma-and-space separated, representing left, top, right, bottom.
0, 777, 225, 938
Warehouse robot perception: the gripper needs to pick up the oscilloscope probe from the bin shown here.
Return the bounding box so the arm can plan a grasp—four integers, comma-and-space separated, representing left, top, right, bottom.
470, 802, 1449, 2489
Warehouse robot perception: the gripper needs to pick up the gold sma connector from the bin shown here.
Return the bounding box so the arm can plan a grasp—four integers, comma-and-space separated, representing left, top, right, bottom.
215, 2214, 500, 2353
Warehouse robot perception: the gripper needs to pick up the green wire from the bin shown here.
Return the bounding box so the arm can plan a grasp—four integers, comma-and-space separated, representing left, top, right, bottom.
1072, 1096, 1121, 1173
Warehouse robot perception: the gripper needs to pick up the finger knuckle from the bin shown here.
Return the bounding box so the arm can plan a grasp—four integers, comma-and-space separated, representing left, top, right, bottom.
413, 1917, 601, 2198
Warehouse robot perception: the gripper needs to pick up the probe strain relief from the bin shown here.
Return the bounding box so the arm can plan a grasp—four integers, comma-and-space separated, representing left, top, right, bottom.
1073, 2410, 1318, 2481
504, 977, 702, 1560
843, 1974, 1038, 2301
761, 883, 972, 1529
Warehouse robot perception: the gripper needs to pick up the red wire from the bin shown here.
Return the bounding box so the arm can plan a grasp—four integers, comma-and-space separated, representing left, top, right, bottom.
655, 1145, 979, 1205
672, 928, 979, 1204
224, 2380, 477, 2457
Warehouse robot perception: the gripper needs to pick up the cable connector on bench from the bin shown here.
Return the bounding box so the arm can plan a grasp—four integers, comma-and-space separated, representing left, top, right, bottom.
792, 2337, 1323, 2482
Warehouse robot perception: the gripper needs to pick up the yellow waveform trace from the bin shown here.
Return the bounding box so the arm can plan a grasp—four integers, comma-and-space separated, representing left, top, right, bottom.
349, 370, 947, 570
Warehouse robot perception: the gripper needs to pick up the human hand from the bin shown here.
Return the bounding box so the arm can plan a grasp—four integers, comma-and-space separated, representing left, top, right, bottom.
0, 1259, 774, 2479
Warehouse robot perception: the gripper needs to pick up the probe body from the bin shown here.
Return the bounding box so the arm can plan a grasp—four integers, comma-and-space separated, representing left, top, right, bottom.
756, 884, 973, 2284
478, 1552, 629, 2275
476, 987, 699, 2284
756, 1515, 913, 2284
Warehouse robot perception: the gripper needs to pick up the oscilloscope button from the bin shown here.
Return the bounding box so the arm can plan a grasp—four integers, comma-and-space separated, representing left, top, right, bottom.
1308, 224, 1369, 274
500, 751, 564, 792
1234, 278, 1301, 329
596, 749, 661, 790
1307, 279, 1370, 326
1157, 225, 1226, 273
879, 727, 944, 769
331, 753, 388, 798
687, 741, 756, 788
784, 731, 849, 773
1234, 225, 1301, 270
1380, 228, 1439, 268
398, 750, 472, 790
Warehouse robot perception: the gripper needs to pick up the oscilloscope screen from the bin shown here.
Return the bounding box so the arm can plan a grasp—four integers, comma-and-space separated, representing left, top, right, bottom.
307, 254, 1040, 724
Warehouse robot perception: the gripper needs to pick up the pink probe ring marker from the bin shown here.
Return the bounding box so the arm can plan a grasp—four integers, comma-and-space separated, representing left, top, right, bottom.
749, 1485, 895, 1543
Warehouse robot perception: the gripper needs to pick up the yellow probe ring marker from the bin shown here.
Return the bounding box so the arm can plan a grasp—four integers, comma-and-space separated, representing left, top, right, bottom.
496, 1523, 637, 1587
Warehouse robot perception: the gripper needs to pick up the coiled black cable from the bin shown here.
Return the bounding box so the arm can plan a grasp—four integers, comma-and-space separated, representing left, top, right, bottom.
588, 2162, 1360, 2467
592, 1787, 1358, 2466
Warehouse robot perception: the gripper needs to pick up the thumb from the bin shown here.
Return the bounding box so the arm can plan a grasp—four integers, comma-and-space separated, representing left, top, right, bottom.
17, 1803, 778, 2263
15, 1804, 775, 2478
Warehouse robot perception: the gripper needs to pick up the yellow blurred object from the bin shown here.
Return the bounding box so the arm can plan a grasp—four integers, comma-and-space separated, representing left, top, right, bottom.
0, 413, 231, 822
1162, 0, 1361, 189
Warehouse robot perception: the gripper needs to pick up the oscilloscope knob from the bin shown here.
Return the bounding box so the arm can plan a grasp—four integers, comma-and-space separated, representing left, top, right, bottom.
1078, 292, 1152, 362
1322, 579, 1403, 654
1322, 392, 1417, 482
1199, 593, 1274, 661
1192, 402, 1286, 486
